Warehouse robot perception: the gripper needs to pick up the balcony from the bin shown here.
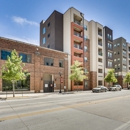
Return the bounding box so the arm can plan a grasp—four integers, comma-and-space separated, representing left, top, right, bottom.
74, 20, 82, 26
98, 42, 102, 46
74, 31, 82, 38
74, 43, 82, 50
98, 28, 102, 37
98, 52, 103, 56
73, 55, 83, 62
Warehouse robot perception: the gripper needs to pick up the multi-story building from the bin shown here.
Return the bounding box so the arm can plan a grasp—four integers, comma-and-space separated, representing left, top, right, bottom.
40, 7, 106, 90
0, 37, 68, 92
103, 26, 113, 69
113, 37, 128, 88
103, 26, 113, 86
40, 10, 63, 51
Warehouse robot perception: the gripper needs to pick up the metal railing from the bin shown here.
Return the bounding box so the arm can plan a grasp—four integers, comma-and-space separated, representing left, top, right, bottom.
74, 31, 82, 38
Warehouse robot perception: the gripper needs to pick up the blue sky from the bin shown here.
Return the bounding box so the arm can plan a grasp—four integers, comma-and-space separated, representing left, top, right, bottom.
0, 0, 130, 45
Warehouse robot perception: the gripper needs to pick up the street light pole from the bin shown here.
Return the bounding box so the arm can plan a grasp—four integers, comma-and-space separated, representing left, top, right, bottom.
59, 72, 62, 93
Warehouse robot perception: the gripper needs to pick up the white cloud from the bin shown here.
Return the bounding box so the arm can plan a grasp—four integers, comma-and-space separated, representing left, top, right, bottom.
4, 35, 39, 46
12, 16, 39, 27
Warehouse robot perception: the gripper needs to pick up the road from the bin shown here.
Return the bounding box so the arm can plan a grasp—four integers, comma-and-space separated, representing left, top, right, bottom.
0, 90, 130, 130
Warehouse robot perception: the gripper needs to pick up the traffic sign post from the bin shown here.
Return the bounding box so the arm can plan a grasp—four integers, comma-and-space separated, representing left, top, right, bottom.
60, 77, 63, 83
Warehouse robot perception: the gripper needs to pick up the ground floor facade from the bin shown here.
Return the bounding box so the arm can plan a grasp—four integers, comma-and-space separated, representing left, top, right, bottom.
0, 37, 69, 92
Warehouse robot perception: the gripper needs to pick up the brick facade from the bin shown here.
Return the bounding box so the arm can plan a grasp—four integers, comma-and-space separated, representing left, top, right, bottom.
0, 37, 68, 92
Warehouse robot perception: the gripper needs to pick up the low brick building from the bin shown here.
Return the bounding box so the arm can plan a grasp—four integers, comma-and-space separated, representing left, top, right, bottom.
0, 37, 68, 93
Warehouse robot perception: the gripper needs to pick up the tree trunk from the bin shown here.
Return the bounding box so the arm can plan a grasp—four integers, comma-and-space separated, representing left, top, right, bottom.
12, 80, 15, 97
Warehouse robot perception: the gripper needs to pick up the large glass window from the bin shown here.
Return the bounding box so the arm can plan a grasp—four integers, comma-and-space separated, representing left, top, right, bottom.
84, 57, 87, 62
2, 74, 30, 91
43, 37, 46, 44
1, 50, 11, 60
84, 35, 87, 41
43, 27, 46, 34
19, 53, 31, 63
84, 25, 87, 30
44, 57, 54, 66
108, 43, 112, 49
108, 61, 112, 67
84, 46, 87, 52
59, 60, 64, 67
108, 52, 112, 58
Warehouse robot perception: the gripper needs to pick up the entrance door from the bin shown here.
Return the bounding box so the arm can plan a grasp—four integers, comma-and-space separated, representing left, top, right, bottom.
44, 81, 54, 93
43, 74, 54, 93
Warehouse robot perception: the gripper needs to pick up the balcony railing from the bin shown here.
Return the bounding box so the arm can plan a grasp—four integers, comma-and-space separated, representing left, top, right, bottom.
98, 52, 103, 56
98, 32, 102, 36
74, 20, 82, 26
98, 42, 102, 46
74, 44, 82, 49
74, 32, 82, 38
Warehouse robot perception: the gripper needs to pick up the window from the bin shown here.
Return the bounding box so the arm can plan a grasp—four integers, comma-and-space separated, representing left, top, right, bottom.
98, 81, 102, 85
108, 61, 112, 67
123, 65, 127, 70
1, 50, 11, 60
123, 57, 126, 63
43, 37, 46, 44
98, 58, 102, 63
48, 22, 50, 27
118, 58, 120, 61
107, 34, 109, 39
117, 43, 120, 46
123, 50, 126, 55
84, 46, 87, 52
115, 65, 117, 68
114, 59, 116, 62
118, 51, 120, 54
2, 74, 30, 91
47, 45, 50, 48
84, 35, 87, 41
108, 52, 112, 58
44, 57, 53, 66
114, 44, 116, 47
108, 43, 112, 49
84, 57, 87, 62
43, 27, 46, 34
123, 43, 126, 47
98, 69, 102, 73
114, 52, 116, 55
84, 25, 87, 30
19, 53, 31, 63
48, 33, 50, 38
59, 60, 64, 67
110, 35, 112, 40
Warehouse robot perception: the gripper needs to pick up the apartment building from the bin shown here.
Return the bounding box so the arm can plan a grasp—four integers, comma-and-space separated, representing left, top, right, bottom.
0, 37, 68, 92
40, 7, 106, 90
113, 37, 128, 88
40, 10, 63, 51
103, 26, 113, 69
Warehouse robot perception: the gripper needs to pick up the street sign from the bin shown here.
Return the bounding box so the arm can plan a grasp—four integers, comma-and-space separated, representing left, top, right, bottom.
60, 77, 63, 83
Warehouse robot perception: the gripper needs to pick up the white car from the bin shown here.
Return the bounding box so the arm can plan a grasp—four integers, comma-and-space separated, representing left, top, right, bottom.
109, 85, 122, 91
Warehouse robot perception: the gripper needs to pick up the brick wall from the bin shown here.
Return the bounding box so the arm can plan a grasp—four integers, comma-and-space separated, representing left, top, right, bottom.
0, 37, 68, 92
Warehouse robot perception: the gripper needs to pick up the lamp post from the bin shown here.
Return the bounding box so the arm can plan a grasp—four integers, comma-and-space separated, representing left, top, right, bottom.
59, 72, 62, 93
80, 12, 86, 90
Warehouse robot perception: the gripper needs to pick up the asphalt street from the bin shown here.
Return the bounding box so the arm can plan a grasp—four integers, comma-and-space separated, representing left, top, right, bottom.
0, 90, 130, 130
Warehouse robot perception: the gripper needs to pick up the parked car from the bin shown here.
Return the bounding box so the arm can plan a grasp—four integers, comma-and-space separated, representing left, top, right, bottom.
92, 86, 108, 93
128, 85, 130, 89
109, 85, 122, 91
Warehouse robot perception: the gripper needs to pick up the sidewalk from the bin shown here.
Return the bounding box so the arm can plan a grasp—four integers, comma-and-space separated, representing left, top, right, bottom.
0, 90, 92, 100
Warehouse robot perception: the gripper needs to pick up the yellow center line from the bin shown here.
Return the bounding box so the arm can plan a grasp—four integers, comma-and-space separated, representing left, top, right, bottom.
0, 95, 130, 121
